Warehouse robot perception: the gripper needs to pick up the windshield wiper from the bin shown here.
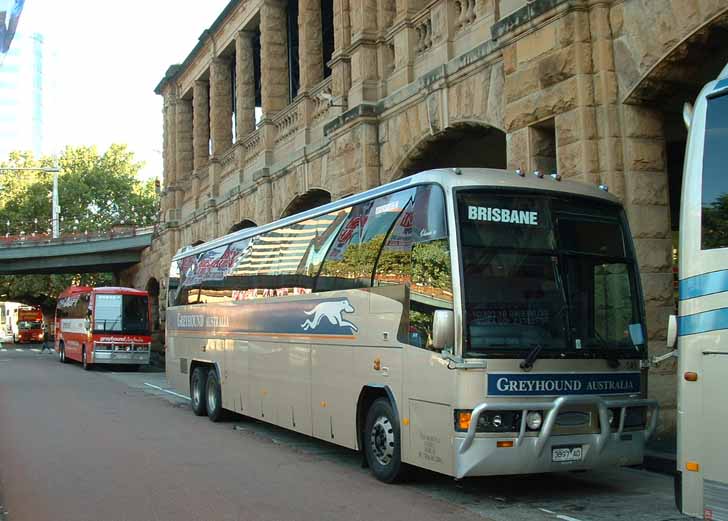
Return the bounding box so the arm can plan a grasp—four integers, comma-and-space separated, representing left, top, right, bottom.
520, 343, 543, 371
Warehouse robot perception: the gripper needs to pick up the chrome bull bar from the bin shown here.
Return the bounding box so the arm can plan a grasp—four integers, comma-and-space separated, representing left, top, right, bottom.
458, 395, 659, 456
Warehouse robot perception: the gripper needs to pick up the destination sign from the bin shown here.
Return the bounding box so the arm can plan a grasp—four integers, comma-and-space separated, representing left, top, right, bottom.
487, 372, 641, 396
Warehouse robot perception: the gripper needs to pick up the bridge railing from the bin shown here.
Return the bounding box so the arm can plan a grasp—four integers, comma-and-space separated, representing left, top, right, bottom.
0, 226, 156, 248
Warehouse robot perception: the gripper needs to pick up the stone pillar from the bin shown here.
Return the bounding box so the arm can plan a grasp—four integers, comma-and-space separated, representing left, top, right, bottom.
210, 57, 233, 157
621, 103, 675, 435
175, 98, 194, 185
298, 0, 324, 91
235, 31, 256, 139
162, 96, 177, 190
254, 170, 274, 224
193, 80, 210, 170
331, 0, 352, 101
260, 0, 290, 116
348, 0, 379, 105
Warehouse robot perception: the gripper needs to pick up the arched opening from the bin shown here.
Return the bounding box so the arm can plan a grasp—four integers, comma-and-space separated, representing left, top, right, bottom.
280, 189, 331, 218
626, 21, 728, 235
396, 123, 507, 180
228, 219, 258, 234
145, 277, 161, 332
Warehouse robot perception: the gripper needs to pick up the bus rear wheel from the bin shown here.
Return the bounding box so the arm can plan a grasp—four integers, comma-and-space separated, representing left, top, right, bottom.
364, 398, 407, 483
190, 367, 207, 416
206, 369, 225, 423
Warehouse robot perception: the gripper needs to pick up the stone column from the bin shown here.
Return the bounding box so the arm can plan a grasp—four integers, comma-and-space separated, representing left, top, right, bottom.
162, 97, 176, 190
175, 98, 194, 185
331, 0, 352, 101
298, 0, 324, 91
235, 31, 256, 139
260, 0, 290, 116
192, 80, 210, 170
348, 0, 379, 105
210, 57, 233, 157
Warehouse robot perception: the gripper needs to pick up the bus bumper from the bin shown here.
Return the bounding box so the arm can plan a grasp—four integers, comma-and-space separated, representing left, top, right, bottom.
92, 351, 150, 365
453, 395, 659, 479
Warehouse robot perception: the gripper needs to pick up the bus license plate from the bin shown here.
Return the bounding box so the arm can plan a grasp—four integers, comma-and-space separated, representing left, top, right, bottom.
552, 446, 583, 463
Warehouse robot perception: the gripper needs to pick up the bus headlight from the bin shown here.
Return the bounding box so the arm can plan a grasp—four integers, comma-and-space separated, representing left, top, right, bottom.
526, 411, 543, 430
454, 410, 522, 433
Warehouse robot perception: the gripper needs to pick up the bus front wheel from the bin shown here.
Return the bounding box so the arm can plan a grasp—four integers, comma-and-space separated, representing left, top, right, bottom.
206, 369, 225, 423
364, 398, 407, 483
190, 367, 207, 416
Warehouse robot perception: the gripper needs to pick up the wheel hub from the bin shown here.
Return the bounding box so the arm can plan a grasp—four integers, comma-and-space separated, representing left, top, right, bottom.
370, 416, 395, 466
193, 382, 201, 406
208, 384, 217, 412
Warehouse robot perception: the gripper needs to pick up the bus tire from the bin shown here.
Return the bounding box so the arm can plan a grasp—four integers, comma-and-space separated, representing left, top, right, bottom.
190, 367, 207, 416
59, 342, 68, 363
206, 368, 226, 422
364, 398, 406, 483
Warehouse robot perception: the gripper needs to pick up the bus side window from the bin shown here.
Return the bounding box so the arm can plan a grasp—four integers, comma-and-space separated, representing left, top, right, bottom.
374, 184, 452, 350
701, 91, 728, 250
316, 189, 416, 292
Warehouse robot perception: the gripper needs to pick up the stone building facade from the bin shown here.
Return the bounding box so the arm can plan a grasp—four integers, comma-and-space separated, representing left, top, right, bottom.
124, 0, 728, 437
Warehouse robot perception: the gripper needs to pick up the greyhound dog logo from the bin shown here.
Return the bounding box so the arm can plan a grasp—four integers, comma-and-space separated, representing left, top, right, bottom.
301, 299, 358, 333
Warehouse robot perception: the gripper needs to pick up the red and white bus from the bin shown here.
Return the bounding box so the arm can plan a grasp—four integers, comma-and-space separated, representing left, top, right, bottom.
55, 286, 152, 370
14, 307, 44, 343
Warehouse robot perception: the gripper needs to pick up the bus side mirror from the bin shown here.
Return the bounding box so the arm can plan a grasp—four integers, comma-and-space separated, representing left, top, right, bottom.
667, 314, 678, 348
432, 310, 454, 351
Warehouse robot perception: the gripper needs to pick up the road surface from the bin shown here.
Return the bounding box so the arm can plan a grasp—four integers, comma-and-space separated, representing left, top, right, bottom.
0, 344, 687, 521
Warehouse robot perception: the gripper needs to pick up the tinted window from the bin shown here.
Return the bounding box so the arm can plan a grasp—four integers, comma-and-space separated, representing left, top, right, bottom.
458, 192, 554, 250
702, 92, 728, 250
374, 185, 452, 349
558, 218, 625, 257
317, 189, 416, 291
94, 294, 149, 333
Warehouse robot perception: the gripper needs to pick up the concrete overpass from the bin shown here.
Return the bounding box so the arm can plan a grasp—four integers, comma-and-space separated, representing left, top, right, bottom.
0, 228, 153, 275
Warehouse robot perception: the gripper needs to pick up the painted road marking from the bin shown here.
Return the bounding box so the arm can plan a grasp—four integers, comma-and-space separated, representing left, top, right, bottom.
538, 508, 585, 521
143, 382, 191, 401
31, 348, 40, 352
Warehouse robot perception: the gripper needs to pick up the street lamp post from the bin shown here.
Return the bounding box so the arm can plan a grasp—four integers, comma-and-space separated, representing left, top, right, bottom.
0, 166, 61, 239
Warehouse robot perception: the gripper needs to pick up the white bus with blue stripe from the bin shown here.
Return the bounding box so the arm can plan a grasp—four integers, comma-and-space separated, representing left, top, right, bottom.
166, 167, 658, 482
674, 64, 728, 519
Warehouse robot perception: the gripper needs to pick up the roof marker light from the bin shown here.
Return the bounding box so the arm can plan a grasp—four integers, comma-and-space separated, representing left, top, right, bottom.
533, 170, 543, 179
515, 168, 524, 177
598, 184, 609, 192
550, 173, 561, 181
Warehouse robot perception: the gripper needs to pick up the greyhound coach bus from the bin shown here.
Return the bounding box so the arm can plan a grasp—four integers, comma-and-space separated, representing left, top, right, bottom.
166, 168, 658, 482
673, 64, 728, 519
55, 286, 152, 370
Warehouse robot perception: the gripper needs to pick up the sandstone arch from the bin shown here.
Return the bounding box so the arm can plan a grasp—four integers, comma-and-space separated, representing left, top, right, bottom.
388, 122, 507, 183
228, 219, 258, 233
280, 189, 331, 218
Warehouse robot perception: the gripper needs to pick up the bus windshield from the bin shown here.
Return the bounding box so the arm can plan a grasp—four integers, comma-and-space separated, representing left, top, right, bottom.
93, 294, 149, 334
18, 321, 42, 330
458, 190, 643, 358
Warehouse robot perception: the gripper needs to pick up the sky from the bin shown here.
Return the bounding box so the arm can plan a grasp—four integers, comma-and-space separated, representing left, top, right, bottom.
13, 0, 231, 179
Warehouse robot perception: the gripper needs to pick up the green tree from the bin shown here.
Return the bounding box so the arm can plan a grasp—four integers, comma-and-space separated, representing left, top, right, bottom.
0, 145, 159, 311
0, 145, 158, 235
